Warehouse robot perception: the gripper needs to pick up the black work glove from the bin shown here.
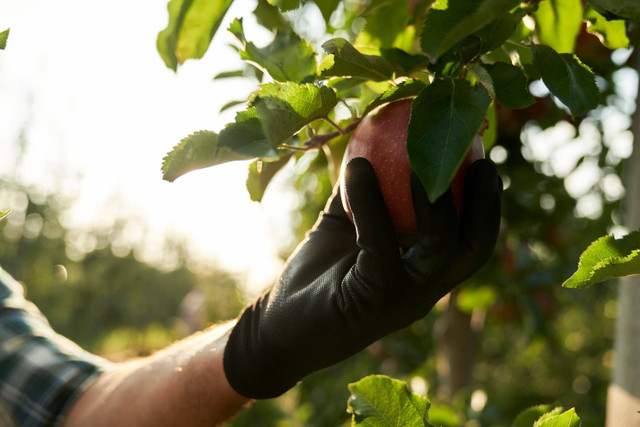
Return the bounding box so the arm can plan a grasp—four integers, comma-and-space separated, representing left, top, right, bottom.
223, 157, 502, 399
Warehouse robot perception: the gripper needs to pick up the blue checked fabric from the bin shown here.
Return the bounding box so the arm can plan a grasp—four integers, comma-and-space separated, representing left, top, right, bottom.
0, 267, 112, 426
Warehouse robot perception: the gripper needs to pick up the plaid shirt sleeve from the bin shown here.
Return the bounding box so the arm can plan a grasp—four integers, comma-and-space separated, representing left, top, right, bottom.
0, 267, 113, 427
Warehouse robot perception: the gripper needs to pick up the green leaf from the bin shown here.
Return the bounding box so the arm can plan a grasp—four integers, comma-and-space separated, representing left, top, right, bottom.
535, 408, 581, 427
249, 82, 338, 146
0, 209, 10, 221
253, 0, 292, 32
213, 70, 246, 79
563, 230, 640, 288
468, 61, 534, 109
380, 48, 431, 77
355, 0, 411, 49
246, 155, 292, 202
584, 6, 630, 50
0, 28, 9, 50
457, 285, 497, 313
267, 0, 299, 11
219, 99, 246, 112
482, 101, 498, 150
219, 108, 285, 157
586, 0, 640, 22
531, 44, 599, 116
420, 0, 522, 62
231, 19, 316, 83
473, 9, 527, 55
313, 0, 341, 24
162, 131, 247, 182
347, 375, 432, 426
407, 78, 491, 202
157, 0, 234, 71
319, 38, 394, 81
534, 0, 583, 53
363, 79, 427, 116
512, 403, 562, 427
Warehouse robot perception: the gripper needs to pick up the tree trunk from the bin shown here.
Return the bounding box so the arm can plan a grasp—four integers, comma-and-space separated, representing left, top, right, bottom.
434, 291, 482, 398
605, 52, 640, 426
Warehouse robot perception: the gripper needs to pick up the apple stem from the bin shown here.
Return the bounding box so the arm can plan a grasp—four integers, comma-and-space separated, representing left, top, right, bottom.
322, 117, 346, 135
283, 119, 361, 151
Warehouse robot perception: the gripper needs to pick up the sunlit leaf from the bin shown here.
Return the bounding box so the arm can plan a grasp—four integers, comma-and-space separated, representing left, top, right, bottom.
347, 375, 432, 426
219, 108, 285, 157
407, 78, 491, 202
586, 0, 640, 22
468, 61, 534, 109
230, 19, 316, 83
0, 28, 9, 50
420, 0, 522, 62
534, 0, 583, 53
219, 99, 246, 112
162, 131, 245, 182
535, 408, 581, 427
157, 0, 234, 70
355, 0, 411, 49
584, 6, 630, 50
563, 230, 640, 288
249, 82, 338, 146
363, 79, 426, 116
319, 38, 394, 81
0, 210, 10, 221
482, 101, 497, 150
246, 155, 292, 202
512, 403, 563, 427
531, 44, 599, 116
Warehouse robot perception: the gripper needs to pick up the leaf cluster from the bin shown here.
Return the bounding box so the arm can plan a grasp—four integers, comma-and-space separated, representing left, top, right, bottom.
158, 0, 632, 204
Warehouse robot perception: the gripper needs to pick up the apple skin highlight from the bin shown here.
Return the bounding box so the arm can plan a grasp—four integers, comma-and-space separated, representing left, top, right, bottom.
340, 98, 484, 243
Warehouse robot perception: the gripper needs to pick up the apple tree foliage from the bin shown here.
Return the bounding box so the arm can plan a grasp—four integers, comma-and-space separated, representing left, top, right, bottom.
158, 0, 638, 287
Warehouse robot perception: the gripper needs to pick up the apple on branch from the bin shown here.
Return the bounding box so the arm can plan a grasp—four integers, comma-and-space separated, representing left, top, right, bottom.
339, 98, 484, 245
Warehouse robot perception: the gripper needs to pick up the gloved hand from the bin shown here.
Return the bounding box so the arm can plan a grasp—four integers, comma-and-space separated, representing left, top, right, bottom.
223, 157, 502, 399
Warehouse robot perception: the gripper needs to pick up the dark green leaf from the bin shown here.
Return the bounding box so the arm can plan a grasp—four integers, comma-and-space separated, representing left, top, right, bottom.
473, 9, 527, 55
232, 19, 316, 83
313, 0, 341, 24
0, 28, 9, 50
563, 230, 640, 288
512, 404, 563, 427
253, 0, 292, 32
347, 375, 431, 426
531, 44, 599, 116
468, 61, 534, 109
536, 408, 581, 427
219, 108, 284, 158
380, 48, 430, 76
586, 0, 640, 22
356, 0, 411, 49
249, 82, 338, 146
407, 78, 491, 202
213, 70, 246, 79
420, 0, 522, 62
584, 6, 630, 49
319, 38, 394, 81
363, 79, 427, 116
246, 155, 292, 202
219, 99, 246, 112
534, 0, 583, 53
0, 209, 10, 221
162, 131, 248, 182
157, 0, 234, 71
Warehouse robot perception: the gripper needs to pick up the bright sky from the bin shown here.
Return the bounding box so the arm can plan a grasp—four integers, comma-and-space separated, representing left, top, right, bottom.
0, 0, 294, 293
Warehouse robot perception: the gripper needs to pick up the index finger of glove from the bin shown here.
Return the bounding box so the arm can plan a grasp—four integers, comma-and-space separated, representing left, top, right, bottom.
344, 158, 403, 266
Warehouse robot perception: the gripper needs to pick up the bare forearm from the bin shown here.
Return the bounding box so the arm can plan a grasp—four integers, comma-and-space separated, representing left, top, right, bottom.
63, 321, 251, 427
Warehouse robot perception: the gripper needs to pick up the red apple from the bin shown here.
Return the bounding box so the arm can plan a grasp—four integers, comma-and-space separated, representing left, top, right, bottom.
340, 98, 484, 243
